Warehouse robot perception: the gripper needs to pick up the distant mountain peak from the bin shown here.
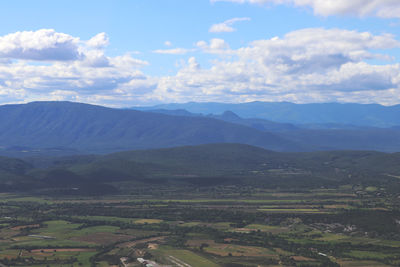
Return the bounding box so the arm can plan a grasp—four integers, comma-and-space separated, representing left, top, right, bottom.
221, 110, 241, 119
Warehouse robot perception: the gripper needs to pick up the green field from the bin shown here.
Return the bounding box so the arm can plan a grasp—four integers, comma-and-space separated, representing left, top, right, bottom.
159, 247, 220, 267
0, 169, 399, 267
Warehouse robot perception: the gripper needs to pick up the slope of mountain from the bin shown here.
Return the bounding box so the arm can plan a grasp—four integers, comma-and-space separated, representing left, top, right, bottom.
279, 128, 400, 152
134, 101, 400, 127
0, 157, 33, 191
144, 108, 379, 130
98, 143, 400, 175
1, 101, 400, 156
141, 108, 400, 152
145, 109, 298, 132
3, 143, 400, 195
0, 101, 302, 155
0, 156, 32, 180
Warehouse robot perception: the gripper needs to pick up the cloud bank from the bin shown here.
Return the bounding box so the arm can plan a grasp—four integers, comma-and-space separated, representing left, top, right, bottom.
0, 29, 152, 105
211, 0, 400, 18
155, 28, 400, 105
0, 28, 400, 106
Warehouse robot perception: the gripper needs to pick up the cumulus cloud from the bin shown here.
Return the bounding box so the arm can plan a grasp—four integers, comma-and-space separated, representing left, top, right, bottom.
211, 0, 400, 18
86, 32, 109, 49
0, 29, 152, 105
1, 28, 400, 106
154, 28, 400, 105
245, 28, 399, 75
209, 17, 251, 33
0, 29, 81, 61
196, 38, 231, 53
81, 50, 110, 68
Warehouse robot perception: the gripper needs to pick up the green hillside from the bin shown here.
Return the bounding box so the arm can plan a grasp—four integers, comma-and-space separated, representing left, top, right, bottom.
1, 143, 400, 195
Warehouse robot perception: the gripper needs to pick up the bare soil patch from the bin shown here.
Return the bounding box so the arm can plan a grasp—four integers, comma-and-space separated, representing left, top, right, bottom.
11, 224, 40, 230
31, 248, 96, 253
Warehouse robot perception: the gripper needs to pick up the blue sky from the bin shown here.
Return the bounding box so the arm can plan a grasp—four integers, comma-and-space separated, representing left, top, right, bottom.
0, 0, 400, 106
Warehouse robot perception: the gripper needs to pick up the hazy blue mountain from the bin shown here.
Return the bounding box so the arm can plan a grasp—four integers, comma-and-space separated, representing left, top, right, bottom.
145, 108, 202, 117
143, 108, 379, 130
145, 109, 298, 132
134, 101, 400, 127
0, 101, 302, 155
2, 101, 400, 157
140, 107, 400, 152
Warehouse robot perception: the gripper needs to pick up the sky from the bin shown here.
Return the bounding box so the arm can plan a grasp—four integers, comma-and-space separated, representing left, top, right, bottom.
1, 0, 400, 107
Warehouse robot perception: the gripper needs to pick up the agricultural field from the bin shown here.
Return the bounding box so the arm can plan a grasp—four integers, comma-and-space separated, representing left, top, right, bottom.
1, 144, 400, 266
0, 183, 399, 267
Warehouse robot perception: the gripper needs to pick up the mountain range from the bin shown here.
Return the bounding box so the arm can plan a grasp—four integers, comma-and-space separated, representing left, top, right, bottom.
0, 101, 399, 156
134, 101, 400, 128
135, 107, 400, 152
0, 101, 300, 156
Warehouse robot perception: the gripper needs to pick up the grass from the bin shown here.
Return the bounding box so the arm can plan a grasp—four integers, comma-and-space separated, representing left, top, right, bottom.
71, 225, 120, 236
337, 259, 391, 267
257, 208, 327, 213
205, 243, 277, 257
243, 224, 290, 234
127, 198, 311, 204
11, 237, 90, 248
159, 246, 220, 267
315, 233, 348, 242
35, 220, 81, 239
9, 220, 121, 248
209, 222, 232, 230
324, 236, 400, 247
345, 250, 396, 260
179, 222, 202, 227
0, 249, 96, 267
134, 218, 163, 224
72, 215, 133, 224
365, 186, 378, 192
0, 196, 52, 204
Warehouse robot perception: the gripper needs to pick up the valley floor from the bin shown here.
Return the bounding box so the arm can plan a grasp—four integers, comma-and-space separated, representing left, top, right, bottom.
0, 185, 399, 267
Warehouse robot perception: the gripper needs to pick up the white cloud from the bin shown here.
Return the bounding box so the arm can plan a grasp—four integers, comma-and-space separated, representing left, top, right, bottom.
79, 49, 111, 68
109, 53, 149, 69
0, 30, 151, 105
164, 41, 172, 46
244, 28, 399, 75
209, 17, 251, 33
0, 29, 81, 61
211, 0, 400, 18
154, 28, 400, 105
196, 38, 231, 53
153, 48, 193, 55
1, 28, 400, 106
86, 32, 109, 49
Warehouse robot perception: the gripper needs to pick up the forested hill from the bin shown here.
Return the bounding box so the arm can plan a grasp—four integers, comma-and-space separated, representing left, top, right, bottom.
0, 101, 301, 155
2, 143, 400, 195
